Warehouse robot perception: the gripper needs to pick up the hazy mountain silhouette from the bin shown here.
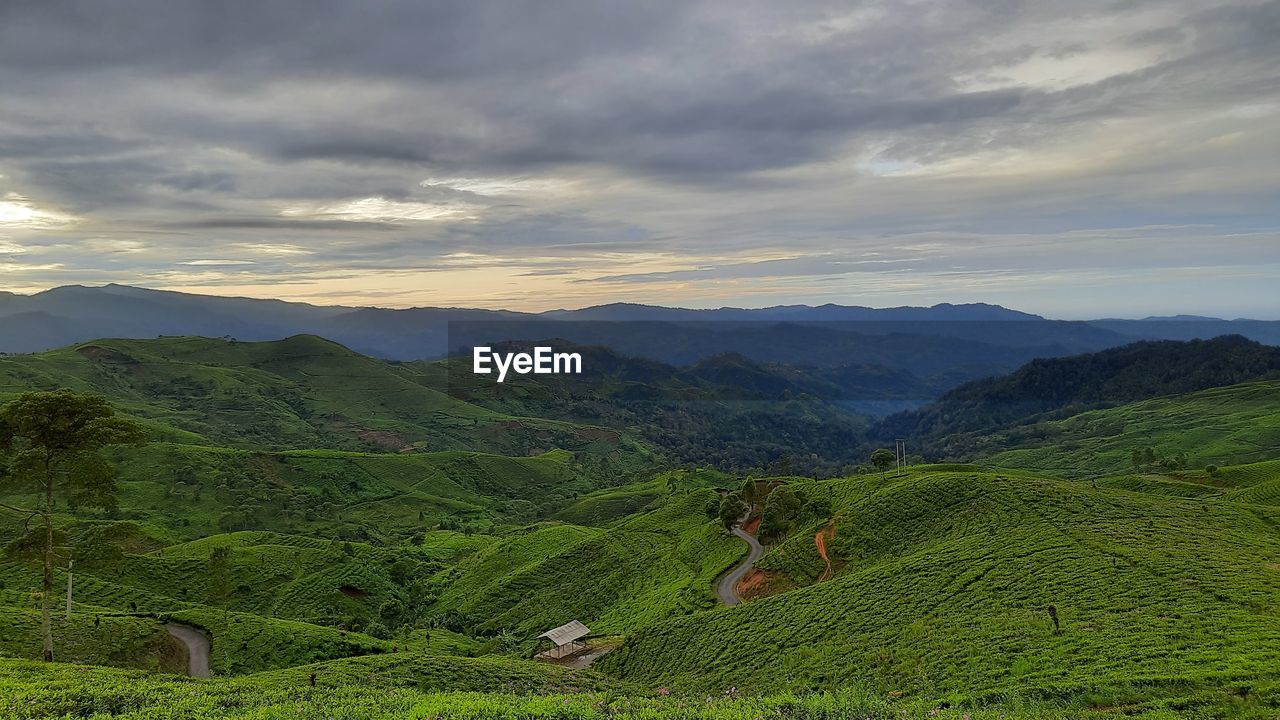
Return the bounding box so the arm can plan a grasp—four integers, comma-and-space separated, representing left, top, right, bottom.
1, 285, 1275, 368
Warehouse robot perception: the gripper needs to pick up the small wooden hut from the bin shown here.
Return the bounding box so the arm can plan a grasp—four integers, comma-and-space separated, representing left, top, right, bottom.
535, 620, 590, 660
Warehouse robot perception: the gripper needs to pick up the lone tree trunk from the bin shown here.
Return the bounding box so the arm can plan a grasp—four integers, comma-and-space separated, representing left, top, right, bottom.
66, 558, 74, 620
42, 490, 54, 662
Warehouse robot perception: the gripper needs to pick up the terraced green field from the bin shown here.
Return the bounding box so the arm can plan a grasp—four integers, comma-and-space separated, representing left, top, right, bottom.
8, 460, 1280, 717
431, 479, 744, 635
99, 442, 604, 540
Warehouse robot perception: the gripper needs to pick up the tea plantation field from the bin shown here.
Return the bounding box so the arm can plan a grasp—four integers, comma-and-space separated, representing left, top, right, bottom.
601, 467, 1280, 715
0, 655, 1244, 720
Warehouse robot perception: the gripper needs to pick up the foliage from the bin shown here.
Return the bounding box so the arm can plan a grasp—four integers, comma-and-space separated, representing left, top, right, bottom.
431, 488, 743, 635
428, 347, 875, 475
757, 485, 803, 539
882, 335, 1280, 459
718, 493, 747, 530
0, 655, 1272, 719
870, 448, 896, 475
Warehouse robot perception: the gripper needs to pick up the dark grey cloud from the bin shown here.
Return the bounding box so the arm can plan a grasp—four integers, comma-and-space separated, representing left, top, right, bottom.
161, 218, 402, 231
0, 0, 1276, 316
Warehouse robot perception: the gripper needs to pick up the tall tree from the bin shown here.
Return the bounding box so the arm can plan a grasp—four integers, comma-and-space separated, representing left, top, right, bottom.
759, 485, 802, 539
207, 545, 233, 618
870, 448, 896, 479
0, 390, 145, 661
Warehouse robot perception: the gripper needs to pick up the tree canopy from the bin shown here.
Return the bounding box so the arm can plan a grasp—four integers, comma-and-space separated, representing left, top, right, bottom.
0, 390, 145, 661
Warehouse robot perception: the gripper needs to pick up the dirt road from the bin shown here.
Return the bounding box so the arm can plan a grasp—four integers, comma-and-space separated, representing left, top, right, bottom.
716, 521, 764, 606
165, 623, 210, 678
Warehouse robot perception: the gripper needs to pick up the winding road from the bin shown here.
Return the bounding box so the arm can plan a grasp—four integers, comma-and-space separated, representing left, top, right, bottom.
165, 623, 211, 678
716, 521, 764, 606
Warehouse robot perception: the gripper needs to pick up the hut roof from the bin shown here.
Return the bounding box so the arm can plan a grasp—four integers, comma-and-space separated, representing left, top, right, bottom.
537, 620, 589, 647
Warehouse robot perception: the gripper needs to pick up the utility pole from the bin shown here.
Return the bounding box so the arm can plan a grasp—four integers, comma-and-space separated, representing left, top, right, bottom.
65, 558, 73, 620
895, 439, 907, 477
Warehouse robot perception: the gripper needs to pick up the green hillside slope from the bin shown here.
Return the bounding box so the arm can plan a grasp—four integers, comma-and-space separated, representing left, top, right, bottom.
881, 335, 1280, 458
100, 443, 608, 540
0, 335, 645, 460
981, 380, 1280, 477
432, 480, 743, 635
600, 468, 1280, 712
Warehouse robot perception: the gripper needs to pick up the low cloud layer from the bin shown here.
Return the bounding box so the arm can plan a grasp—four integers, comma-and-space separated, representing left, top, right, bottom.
1, 0, 1277, 317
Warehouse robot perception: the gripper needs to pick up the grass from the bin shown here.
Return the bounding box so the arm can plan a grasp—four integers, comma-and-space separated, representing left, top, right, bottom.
84, 442, 628, 541
4, 656, 1262, 719
161, 609, 389, 675
5, 337, 1280, 718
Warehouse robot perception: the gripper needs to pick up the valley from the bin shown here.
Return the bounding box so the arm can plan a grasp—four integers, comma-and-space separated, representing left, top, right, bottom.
1, 328, 1278, 719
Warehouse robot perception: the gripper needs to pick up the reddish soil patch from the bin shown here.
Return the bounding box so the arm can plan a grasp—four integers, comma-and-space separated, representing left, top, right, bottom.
735, 568, 795, 600
815, 522, 837, 582
742, 515, 761, 536
735, 569, 770, 600
577, 427, 621, 444
338, 585, 370, 599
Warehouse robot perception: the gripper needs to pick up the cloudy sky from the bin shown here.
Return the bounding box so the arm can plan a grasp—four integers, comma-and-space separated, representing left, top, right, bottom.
1, 1, 1277, 317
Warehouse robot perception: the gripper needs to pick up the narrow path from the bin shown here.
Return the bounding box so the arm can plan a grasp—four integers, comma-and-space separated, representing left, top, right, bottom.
716, 517, 764, 606
165, 623, 210, 678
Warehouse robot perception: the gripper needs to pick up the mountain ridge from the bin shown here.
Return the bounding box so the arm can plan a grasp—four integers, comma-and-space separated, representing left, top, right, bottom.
2, 284, 1277, 361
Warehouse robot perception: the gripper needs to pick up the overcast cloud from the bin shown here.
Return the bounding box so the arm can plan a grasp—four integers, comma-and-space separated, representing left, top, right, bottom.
0, 0, 1277, 317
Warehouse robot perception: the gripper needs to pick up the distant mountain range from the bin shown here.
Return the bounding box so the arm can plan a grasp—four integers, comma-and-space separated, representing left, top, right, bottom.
2, 285, 1277, 376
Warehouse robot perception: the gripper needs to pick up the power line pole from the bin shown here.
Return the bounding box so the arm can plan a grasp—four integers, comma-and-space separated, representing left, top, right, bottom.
895, 439, 907, 477
65, 558, 73, 620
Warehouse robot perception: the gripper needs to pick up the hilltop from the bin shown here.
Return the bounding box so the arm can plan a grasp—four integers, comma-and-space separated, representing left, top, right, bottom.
0, 334, 635, 459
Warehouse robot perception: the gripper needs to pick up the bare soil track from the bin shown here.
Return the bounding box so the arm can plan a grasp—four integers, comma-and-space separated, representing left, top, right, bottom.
165, 623, 210, 678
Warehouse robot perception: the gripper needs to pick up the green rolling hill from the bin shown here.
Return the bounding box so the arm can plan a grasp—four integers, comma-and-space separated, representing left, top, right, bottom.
979, 379, 1280, 477
433, 477, 743, 636
0, 335, 642, 460
882, 335, 1280, 461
